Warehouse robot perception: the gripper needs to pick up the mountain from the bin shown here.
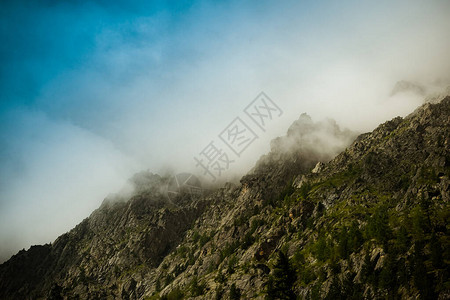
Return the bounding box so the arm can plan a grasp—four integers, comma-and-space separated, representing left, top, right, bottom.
0, 97, 449, 300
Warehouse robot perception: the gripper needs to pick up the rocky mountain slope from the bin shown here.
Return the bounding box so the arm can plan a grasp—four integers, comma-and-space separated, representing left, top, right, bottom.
0, 97, 449, 300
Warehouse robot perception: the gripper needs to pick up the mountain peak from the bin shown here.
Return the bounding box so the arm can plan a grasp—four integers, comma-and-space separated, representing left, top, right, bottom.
1, 97, 449, 299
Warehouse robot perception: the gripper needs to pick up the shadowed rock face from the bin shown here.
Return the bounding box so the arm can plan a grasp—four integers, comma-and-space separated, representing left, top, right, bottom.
390, 80, 427, 96
0, 173, 212, 299
0, 97, 449, 299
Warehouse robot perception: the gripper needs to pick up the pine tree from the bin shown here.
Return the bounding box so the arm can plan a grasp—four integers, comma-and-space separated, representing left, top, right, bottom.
230, 283, 241, 300
266, 251, 296, 299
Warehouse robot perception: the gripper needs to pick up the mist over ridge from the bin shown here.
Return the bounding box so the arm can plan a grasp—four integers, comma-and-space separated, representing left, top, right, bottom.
1, 0, 450, 263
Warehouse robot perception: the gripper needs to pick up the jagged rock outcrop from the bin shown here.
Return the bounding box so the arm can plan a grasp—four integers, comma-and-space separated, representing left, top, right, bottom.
0, 174, 212, 299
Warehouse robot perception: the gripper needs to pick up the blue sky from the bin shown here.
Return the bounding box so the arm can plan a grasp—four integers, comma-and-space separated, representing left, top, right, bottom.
1, 0, 449, 261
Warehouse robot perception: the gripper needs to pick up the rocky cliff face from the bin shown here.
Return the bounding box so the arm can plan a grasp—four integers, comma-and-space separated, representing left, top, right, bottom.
0, 97, 449, 300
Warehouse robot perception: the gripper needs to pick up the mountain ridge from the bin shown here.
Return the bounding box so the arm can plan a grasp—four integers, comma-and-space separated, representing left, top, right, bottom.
1, 96, 449, 299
